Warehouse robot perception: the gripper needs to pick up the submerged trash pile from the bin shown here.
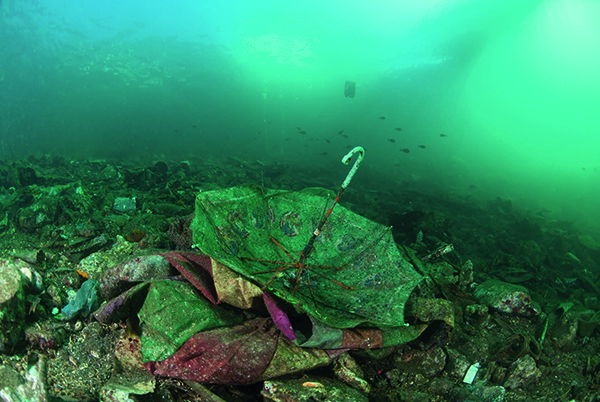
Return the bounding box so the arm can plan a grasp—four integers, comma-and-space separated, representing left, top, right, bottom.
1, 153, 600, 401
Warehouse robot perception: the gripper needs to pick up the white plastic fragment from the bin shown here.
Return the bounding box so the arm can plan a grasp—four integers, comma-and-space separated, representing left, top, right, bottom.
463, 363, 480, 384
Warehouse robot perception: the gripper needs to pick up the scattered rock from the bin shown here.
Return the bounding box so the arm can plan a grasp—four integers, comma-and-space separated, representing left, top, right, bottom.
333, 352, 370, 393
0, 258, 29, 352
0, 358, 49, 402
262, 377, 368, 402
474, 279, 539, 316
503, 354, 541, 389
394, 346, 447, 377
113, 197, 137, 213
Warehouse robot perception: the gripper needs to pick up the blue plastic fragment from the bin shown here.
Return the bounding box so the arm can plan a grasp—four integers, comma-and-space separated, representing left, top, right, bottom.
60, 279, 101, 320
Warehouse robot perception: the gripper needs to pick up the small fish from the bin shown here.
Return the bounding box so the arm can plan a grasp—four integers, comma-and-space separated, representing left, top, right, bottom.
299, 131, 306, 135
345, 145, 353, 149
296, 127, 302, 130
469, 184, 476, 190
417, 145, 426, 149
400, 148, 410, 153
377, 116, 386, 120
440, 134, 447, 137
319, 152, 328, 156
394, 127, 402, 131
192, 125, 196, 128
341, 134, 348, 139
338, 130, 344, 135
324, 139, 331, 144
387, 138, 396, 143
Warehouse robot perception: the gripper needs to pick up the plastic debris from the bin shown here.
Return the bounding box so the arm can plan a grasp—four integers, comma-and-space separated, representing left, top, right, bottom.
99, 253, 173, 300
60, 279, 101, 320
144, 317, 283, 385
191, 184, 422, 329
463, 362, 480, 384
138, 279, 243, 362
344, 81, 356, 98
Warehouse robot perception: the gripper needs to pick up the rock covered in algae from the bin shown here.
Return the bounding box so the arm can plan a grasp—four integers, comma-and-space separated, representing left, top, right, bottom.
473, 279, 539, 316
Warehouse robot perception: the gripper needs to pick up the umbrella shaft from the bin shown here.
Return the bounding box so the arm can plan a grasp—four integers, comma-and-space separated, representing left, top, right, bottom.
300, 186, 345, 261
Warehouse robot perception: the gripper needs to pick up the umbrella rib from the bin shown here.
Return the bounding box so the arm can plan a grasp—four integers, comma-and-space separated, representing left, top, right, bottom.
268, 236, 297, 262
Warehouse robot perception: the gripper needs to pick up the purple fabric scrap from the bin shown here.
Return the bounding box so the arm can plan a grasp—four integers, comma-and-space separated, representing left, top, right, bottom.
263, 292, 295, 340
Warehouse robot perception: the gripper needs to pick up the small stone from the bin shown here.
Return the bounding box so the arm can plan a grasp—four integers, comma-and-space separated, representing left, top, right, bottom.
474, 279, 539, 316
113, 197, 137, 213
333, 352, 371, 393
98, 165, 119, 181
503, 355, 541, 390
428, 377, 452, 396
0, 258, 28, 352
551, 315, 578, 352
491, 366, 507, 384
394, 346, 447, 377
579, 234, 600, 251
17, 196, 59, 231
0, 360, 48, 401
261, 377, 368, 402
459, 259, 474, 288
471, 384, 506, 402
445, 348, 471, 379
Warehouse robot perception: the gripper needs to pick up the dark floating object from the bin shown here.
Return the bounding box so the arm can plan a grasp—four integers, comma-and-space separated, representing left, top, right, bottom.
387, 139, 396, 143
338, 130, 344, 135
469, 184, 477, 190
192, 125, 196, 128
344, 81, 356, 98
345, 145, 353, 149
342, 135, 348, 139
400, 148, 410, 153
440, 134, 447, 137
418, 145, 426, 149
324, 139, 331, 144
297, 127, 302, 130
320, 152, 328, 156
394, 127, 402, 131
299, 131, 306, 135
377, 116, 386, 120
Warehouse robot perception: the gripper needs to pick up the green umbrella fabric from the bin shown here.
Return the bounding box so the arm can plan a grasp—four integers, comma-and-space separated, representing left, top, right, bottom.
191, 184, 422, 329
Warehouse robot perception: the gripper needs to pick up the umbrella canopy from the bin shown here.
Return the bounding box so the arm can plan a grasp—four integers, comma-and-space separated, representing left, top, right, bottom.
191, 185, 422, 329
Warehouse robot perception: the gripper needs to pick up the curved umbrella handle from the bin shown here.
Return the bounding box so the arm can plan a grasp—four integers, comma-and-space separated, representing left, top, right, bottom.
341, 146, 365, 189
300, 146, 365, 260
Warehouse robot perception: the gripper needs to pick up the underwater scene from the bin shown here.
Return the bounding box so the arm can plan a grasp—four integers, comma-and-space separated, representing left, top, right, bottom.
2, 0, 600, 401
